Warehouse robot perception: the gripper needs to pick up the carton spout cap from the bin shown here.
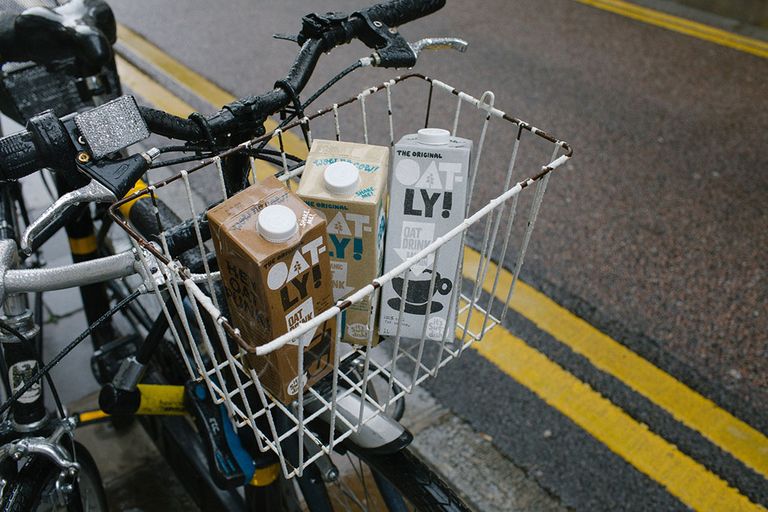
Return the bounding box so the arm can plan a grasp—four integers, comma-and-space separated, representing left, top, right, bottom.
417, 128, 450, 145
324, 161, 360, 196
258, 205, 298, 243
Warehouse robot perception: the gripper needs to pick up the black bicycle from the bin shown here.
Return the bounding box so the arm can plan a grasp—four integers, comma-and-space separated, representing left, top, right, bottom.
0, 0, 483, 510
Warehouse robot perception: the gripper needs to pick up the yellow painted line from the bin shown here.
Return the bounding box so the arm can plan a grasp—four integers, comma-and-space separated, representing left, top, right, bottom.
463, 248, 768, 480
116, 56, 194, 117
466, 318, 764, 511
117, 24, 233, 107
117, 23, 309, 161
575, 0, 768, 59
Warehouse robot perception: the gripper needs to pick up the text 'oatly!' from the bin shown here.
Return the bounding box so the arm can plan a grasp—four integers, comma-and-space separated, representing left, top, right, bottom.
207, 176, 335, 404
298, 140, 389, 345
380, 128, 472, 340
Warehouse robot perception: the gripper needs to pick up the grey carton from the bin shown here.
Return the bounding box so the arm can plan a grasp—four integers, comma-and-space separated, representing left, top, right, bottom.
379, 130, 472, 340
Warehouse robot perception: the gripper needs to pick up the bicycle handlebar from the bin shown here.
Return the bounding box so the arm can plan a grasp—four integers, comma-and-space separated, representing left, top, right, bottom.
0, 0, 449, 258
363, 0, 445, 27
139, 0, 446, 141
0, 131, 40, 181
0, 0, 446, 182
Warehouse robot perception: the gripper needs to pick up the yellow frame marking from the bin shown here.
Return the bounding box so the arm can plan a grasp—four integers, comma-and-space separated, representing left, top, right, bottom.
249, 464, 280, 487
68, 234, 98, 255
463, 248, 768, 480
136, 384, 186, 415
117, 178, 149, 218
78, 410, 109, 423
575, 0, 768, 59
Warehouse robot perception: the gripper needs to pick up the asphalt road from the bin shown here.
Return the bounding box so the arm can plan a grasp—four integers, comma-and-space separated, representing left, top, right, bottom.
58, 0, 768, 509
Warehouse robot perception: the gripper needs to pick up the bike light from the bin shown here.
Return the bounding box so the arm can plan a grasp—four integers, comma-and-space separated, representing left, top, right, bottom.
74, 95, 149, 159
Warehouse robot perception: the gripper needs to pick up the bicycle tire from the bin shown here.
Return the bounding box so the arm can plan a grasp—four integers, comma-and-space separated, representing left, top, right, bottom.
267, 445, 470, 512
1, 441, 108, 512
355, 447, 471, 512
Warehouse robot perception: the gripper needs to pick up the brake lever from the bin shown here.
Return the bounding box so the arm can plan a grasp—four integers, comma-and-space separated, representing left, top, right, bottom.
20, 148, 159, 255
20, 179, 115, 255
364, 36, 469, 68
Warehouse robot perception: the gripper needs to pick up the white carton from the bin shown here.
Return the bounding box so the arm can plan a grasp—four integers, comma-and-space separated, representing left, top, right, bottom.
379, 128, 472, 340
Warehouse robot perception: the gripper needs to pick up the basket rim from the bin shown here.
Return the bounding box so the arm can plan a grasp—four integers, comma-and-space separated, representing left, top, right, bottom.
109, 73, 572, 219
108, 73, 574, 355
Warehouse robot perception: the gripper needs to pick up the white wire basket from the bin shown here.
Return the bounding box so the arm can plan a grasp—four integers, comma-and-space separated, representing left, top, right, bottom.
111, 74, 572, 478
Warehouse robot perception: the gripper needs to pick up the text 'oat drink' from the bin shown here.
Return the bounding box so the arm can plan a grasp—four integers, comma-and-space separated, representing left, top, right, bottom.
379, 128, 472, 340
207, 176, 335, 404
298, 140, 389, 345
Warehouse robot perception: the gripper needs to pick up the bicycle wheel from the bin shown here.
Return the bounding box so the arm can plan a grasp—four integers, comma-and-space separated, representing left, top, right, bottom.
1, 441, 108, 512
339, 446, 469, 512
247, 446, 470, 512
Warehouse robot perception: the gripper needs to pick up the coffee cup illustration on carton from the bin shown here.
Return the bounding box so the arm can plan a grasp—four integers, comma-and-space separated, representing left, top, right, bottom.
388, 269, 453, 314
208, 176, 336, 404
380, 128, 472, 341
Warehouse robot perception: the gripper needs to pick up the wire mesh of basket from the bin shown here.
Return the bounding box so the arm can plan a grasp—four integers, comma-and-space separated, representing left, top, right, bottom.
110, 73, 572, 478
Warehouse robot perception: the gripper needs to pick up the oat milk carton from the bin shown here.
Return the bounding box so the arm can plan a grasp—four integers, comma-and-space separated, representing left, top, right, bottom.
297, 140, 389, 345
379, 128, 472, 340
207, 176, 336, 404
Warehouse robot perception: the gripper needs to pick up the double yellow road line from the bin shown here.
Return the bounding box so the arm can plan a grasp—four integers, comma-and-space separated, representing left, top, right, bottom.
576, 0, 768, 59
115, 14, 767, 511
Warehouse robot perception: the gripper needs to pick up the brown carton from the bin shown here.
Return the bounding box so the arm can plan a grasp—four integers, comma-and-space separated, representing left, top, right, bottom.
207, 176, 335, 404
297, 140, 388, 345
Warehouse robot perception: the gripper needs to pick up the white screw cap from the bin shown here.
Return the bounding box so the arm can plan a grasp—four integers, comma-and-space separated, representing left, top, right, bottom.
257, 205, 297, 243
417, 128, 450, 145
323, 161, 360, 196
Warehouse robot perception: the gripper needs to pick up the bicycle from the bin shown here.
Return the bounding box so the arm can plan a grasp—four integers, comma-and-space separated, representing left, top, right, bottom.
0, 0, 572, 510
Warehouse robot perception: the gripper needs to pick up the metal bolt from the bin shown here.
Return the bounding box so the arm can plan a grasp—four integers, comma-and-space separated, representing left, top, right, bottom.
76, 152, 90, 164
11, 451, 21, 461
373, 20, 383, 27
68, 467, 78, 476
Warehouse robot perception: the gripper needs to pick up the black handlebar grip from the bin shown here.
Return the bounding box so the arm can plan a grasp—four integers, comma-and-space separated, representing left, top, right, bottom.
360, 0, 446, 26
0, 131, 41, 181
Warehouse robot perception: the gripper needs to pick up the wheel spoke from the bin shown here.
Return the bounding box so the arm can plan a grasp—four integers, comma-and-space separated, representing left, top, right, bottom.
334, 480, 367, 511
357, 456, 371, 510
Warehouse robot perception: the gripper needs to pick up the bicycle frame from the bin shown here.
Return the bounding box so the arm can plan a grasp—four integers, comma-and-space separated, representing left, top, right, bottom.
0, 167, 413, 509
